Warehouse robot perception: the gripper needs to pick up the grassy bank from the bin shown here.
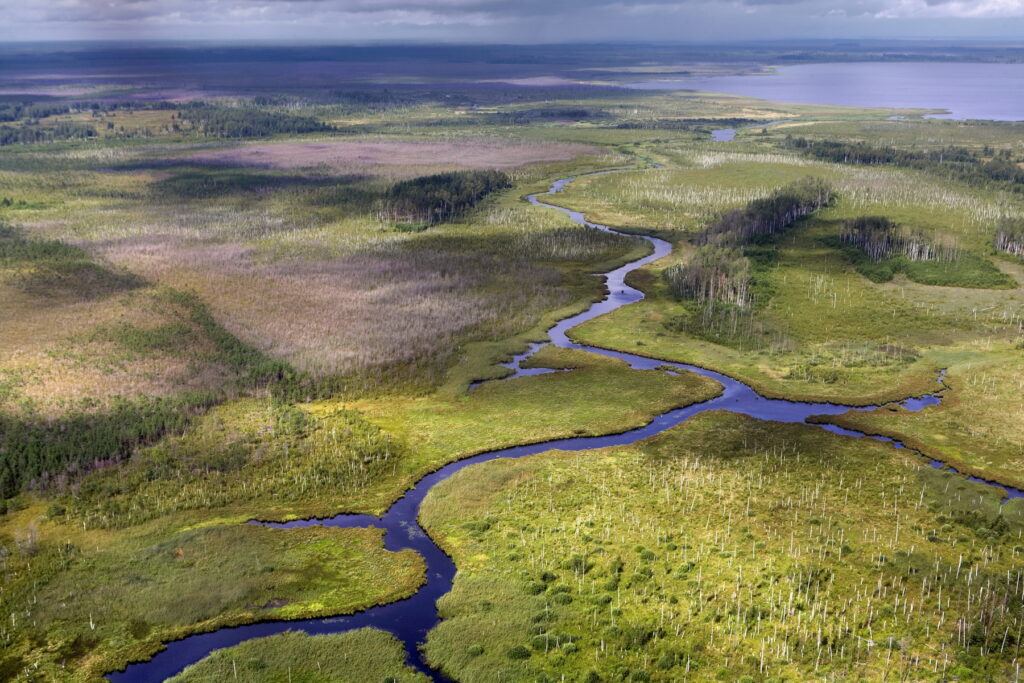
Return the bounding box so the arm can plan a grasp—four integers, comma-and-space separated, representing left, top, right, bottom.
168, 629, 430, 682
0, 514, 424, 681
813, 351, 1024, 489
421, 412, 1024, 681
57, 346, 721, 527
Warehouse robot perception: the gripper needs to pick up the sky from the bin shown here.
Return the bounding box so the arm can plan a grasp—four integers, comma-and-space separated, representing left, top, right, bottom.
2, 0, 1024, 43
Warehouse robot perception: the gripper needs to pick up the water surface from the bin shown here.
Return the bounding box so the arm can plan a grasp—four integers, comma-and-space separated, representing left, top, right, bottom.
628, 62, 1024, 121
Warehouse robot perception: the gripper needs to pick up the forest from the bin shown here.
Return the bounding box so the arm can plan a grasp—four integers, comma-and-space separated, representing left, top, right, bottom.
377, 170, 511, 225
664, 176, 833, 307
176, 104, 336, 138
784, 135, 1024, 191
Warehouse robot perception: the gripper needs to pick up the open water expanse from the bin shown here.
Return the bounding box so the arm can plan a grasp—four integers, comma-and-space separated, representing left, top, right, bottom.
627, 62, 1024, 121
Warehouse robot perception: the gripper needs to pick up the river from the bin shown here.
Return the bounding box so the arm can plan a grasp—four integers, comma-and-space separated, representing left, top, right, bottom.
108, 169, 1023, 682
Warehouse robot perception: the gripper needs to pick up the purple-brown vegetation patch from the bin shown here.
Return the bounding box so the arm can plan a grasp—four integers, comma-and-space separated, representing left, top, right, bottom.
185, 140, 597, 171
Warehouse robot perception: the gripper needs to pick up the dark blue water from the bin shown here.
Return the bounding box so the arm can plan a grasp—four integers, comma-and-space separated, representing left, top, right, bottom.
628, 62, 1024, 121
108, 171, 1022, 683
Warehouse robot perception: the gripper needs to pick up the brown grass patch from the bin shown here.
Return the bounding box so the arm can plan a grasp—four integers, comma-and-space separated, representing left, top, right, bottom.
184, 139, 596, 171
102, 236, 572, 387
0, 284, 231, 416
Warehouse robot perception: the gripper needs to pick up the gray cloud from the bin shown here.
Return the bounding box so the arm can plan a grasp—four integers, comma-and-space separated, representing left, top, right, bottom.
2, 0, 1023, 40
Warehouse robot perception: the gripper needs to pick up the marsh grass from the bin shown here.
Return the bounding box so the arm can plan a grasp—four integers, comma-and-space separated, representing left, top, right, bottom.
421, 412, 1024, 681
0, 518, 424, 681
817, 352, 1024, 488
58, 347, 721, 527
562, 145, 1023, 405
168, 629, 430, 682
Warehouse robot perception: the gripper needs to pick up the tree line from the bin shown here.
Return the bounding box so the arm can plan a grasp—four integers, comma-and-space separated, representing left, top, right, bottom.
840, 215, 961, 264
995, 217, 1024, 259
0, 99, 176, 123
177, 104, 335, 138
660, 178, 832, 348
783, 136, 1024, 191
376, 170, 511, 225
696, 176, 834, 249
0, 121, 97, 146
665, 177, 833, 308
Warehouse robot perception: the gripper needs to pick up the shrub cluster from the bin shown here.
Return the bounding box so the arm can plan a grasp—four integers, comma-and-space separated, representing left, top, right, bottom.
840, 215, 960, 264
995, 217, 1024, 258
377, 170, 510, 225
784, 136, 1024, 191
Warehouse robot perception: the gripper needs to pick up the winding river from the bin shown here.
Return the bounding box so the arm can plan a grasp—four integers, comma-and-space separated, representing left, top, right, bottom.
108, 170, 1023, 682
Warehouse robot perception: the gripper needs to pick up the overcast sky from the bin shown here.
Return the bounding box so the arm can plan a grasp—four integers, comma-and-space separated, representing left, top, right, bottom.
3, 0, 1024, 42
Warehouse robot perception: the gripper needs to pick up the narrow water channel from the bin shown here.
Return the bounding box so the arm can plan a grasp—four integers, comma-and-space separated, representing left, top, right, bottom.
108, 170, 1022, 682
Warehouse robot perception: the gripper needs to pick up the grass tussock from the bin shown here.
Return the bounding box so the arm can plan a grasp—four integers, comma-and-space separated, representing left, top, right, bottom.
421, 412, 1024, 681
0, 521, 424, 681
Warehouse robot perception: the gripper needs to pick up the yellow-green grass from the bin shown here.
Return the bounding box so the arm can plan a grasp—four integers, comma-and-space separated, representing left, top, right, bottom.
343, 346, 722, 511
62, 346, 721, 527
168, 629, 430, 682
420, 412, 1024, 682
758, 118, 1024, 150
542, 158, 831, 233
0, 505, 424, 682
813, 351, 1024, 489
549, 154, 1023, 405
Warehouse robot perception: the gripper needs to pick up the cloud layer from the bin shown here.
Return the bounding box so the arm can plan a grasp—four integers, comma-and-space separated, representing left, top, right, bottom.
3, 0, 1024, 40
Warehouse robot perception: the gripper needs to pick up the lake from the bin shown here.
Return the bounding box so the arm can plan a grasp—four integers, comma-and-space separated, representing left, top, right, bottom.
626, 62, 1024, 121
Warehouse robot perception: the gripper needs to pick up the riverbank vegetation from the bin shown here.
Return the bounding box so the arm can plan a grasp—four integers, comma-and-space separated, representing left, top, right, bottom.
561, 147, 1022, 410
168, 629, 430, 682
421, 412, 1024, 681
50, 346, 720, 528
813, 351, 1024, 490
0, 518, 425, 681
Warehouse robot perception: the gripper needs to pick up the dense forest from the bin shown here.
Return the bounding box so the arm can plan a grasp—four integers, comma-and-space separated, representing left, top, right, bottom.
783, 136, 1024, 191
377, 170, 511, 225
177, 104, 335, 138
